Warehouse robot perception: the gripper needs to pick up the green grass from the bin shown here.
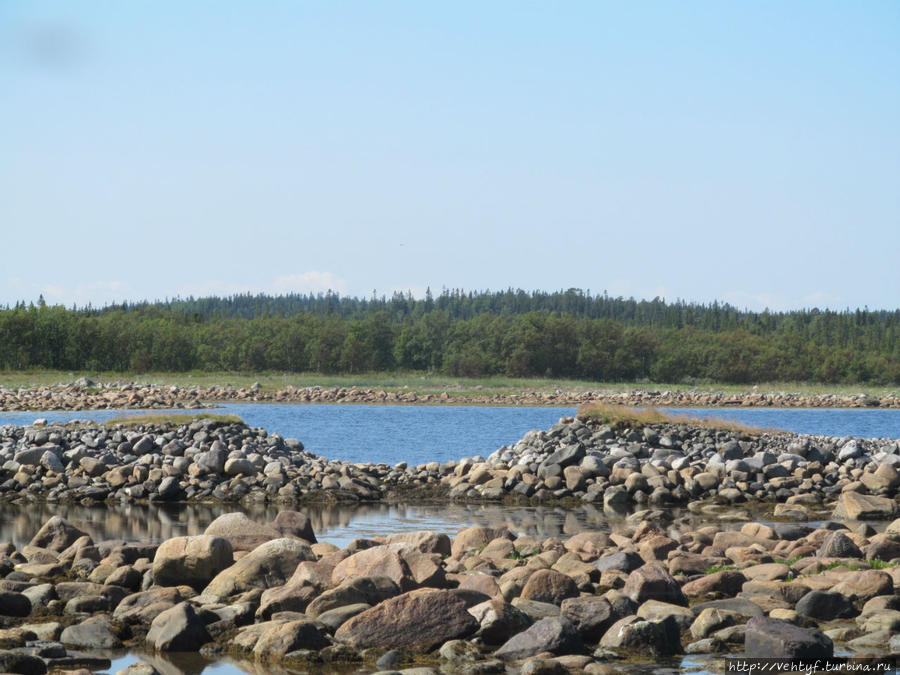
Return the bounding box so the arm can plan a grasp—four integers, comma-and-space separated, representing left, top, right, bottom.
865, 559, 899, 570
0, 369, 896, 401
814, 559, 899, 573
703, 564, 741, 574
576, 403, 769, 434
773, 555, 805, 566
102, 413, 244, 428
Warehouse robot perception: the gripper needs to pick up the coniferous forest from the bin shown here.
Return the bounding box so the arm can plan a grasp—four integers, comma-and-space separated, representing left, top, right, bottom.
1, 289, 899, 384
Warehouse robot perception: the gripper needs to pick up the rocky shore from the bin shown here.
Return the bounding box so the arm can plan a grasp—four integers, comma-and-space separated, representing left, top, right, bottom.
0, 511, 898, 674
1, 380, 898, 411
2, 415, 899, 520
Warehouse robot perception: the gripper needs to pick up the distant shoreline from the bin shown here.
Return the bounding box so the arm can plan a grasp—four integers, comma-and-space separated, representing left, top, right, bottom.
0, 379, 898, 411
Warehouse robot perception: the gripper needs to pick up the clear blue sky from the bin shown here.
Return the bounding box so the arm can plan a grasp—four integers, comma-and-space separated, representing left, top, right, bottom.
2, 1, 898, 311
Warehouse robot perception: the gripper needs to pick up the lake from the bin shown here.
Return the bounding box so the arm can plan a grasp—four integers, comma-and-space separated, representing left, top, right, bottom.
1, 404, 898, 468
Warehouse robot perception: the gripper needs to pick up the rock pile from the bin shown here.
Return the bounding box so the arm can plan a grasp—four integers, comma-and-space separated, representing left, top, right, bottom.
3, 415, 900, 518
0, 417, 443, 506
444, 416, 900, 516
0, 512, 898, 673
1, 381, 898, 411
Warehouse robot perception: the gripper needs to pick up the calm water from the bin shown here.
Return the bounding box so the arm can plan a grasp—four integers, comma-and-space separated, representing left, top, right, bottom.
1, 404, 898, 468
663, 407, 900, 440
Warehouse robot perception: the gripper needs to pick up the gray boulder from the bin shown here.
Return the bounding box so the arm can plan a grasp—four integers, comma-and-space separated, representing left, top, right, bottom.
744, 617, 833, 659
494, 617, 584, 661
146, 602, 211, 651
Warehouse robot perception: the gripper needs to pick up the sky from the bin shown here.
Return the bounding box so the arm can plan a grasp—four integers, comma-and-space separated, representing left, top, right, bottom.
1, 1, 898, 312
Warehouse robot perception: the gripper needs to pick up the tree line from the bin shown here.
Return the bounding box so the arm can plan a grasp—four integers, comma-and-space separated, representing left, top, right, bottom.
1, 290, 899, 384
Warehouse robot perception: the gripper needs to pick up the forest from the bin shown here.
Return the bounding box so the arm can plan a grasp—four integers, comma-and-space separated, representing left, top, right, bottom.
1, 289, 898, 384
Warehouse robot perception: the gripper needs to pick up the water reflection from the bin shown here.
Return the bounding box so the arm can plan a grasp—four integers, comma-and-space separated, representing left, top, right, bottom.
0, 499, 797, 549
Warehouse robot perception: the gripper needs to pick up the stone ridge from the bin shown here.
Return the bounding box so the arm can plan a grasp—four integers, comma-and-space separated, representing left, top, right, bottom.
0, 381, 898, 410
444, 416, 900, 513
1, 415, 899, 516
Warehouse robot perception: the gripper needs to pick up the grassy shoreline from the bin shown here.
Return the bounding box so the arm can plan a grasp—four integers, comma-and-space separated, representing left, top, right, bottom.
0, 369, 896, 399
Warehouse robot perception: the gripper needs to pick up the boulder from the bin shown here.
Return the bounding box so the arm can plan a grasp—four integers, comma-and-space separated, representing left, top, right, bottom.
560, 596, 618, 642
251, 619, 329, 659
113, 587, 187, 627
28, 516, 88, 552
334, 589, 478, 651
593, 551, 644, 574
817, 531, 863, 559
832, 493, 898, 521
306, 576, 400, 618
384, 531, 451, 555
0, 651, 47, 675
203, 538, 315, 599
636, 600, 695, 631
146, 602, 212, 652
520, 569, 579, 606
598, 615, 682, 656
451, 526, 512, 558
795, 590, 858, 620
744, 617, 833, 659
60, 615, 123, 649
331, 545, 415, 592
690, 608, 735, 639
0, 592, 31, 617
468, 598, 534, 645
494, 617, 584, 661
681, 570, 747, 599
623, 564, 687, 606
152, 535, 233, 589
830, 570, 894, 602
203, 512, 281, 552
270, 510, 317, 543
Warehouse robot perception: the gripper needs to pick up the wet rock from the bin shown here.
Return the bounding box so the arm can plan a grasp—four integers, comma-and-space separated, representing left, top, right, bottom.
0, 651, 47, 675
744, 616, 833, 659
334, 589, 478, 651
146, 601, 212, 651
60, 615, 123, 649
494, 616, 584, 661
